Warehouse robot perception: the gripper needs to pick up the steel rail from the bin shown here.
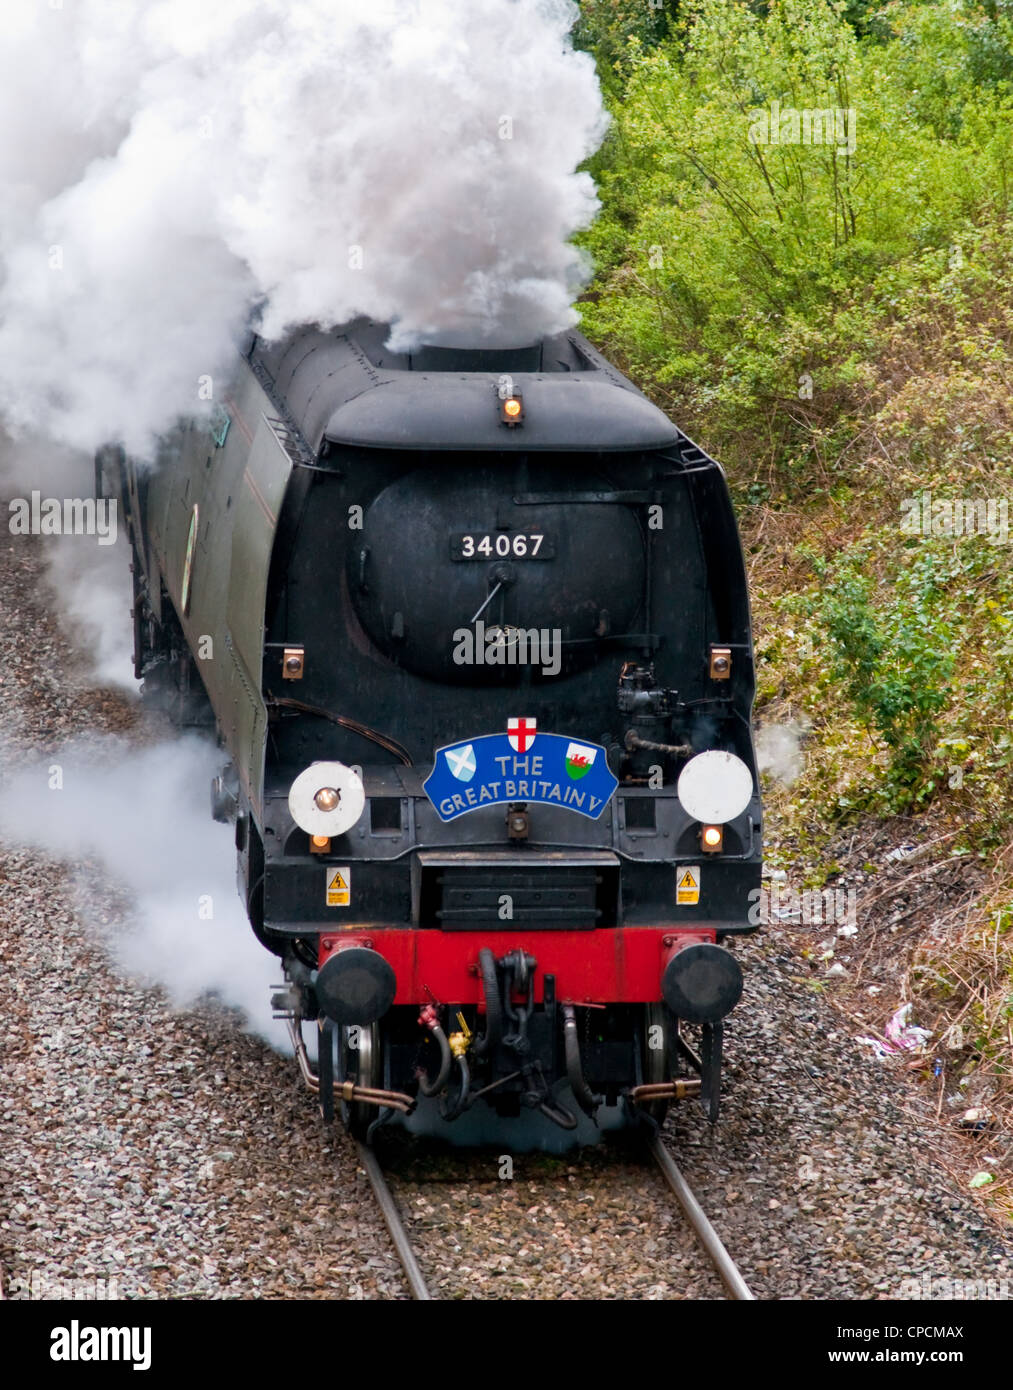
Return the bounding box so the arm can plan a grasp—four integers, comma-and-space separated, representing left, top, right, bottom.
648, 1135, 755, 1301
355, 1141, 432, 1301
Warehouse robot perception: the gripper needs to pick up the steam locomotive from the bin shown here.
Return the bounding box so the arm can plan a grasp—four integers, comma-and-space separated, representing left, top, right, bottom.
99, 318, 761, 1148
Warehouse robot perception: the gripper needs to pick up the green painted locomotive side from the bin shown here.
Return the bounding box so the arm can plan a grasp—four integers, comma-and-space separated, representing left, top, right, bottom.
136, 360, 294, 818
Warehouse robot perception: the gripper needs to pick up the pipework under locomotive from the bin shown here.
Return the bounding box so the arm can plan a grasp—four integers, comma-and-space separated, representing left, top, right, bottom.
101, 319, 761, 1148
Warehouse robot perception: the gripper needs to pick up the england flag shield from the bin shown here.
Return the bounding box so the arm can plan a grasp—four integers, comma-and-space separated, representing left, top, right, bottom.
507, 717, 537, 753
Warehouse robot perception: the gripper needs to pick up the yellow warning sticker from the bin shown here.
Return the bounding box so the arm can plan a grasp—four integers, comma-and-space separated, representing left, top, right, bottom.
676, 865, 700, 906
326, 867, 350, 908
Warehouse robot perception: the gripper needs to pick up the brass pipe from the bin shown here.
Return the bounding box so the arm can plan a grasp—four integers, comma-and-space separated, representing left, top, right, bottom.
285, 1016, 414, 1113
631, 1078, 701, 1102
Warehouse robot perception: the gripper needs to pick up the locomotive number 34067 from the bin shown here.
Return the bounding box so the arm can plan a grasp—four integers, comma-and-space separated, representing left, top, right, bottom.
451, 532, 555, 560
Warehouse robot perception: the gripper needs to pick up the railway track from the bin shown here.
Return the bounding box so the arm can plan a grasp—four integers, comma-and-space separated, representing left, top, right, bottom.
355, 1142, 432, 1301
357, 1136, 754, 1302
646, 1135, 755, 1300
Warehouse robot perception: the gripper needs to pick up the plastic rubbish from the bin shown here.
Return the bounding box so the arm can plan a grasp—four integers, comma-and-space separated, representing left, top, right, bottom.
968, 1171, 995, 1188
885, 843, 917, 863
955, 1107, 995, 1132
856, 1003, 932, 1058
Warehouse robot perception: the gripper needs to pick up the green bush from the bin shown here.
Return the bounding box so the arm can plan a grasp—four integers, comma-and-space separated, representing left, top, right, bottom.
579, 0, 1013, 472
817, 548, 956, 798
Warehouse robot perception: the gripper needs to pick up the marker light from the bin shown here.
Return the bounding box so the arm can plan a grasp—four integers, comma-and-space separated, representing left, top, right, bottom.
314, 787, 340, 812
500, 394, 523, 426
310, 835, 331, 854
677, 750, 753, 824
701, 824, 724, 852
289, 762, 365, 837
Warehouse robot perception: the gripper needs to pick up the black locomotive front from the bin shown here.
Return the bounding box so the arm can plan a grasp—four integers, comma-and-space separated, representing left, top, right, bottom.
118, 319, 761, 1148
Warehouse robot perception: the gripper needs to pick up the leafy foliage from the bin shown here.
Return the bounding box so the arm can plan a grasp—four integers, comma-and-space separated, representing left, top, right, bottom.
817, 548, 956, 796
579, 0, 1013, 470
580, 0, 1013, 820
573, 1, 681, 92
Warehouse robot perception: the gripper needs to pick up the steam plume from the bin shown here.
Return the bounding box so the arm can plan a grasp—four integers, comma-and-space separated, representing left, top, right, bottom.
0, 736, 286, 1047
756, 721, 808, 787
0, 0, 606, 455
0, 3, 606, 1044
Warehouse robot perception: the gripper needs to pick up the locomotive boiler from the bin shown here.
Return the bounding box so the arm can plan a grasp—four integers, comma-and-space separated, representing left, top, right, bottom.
99, 318, 761, 1148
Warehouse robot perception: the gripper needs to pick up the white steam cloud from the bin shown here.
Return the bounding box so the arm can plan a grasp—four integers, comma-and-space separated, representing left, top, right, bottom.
0, 430, 137, 688
0, 736, 287, 1049
755, 721, 809, 787
0, 0, 606, 455
0, 3, 605, 1050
